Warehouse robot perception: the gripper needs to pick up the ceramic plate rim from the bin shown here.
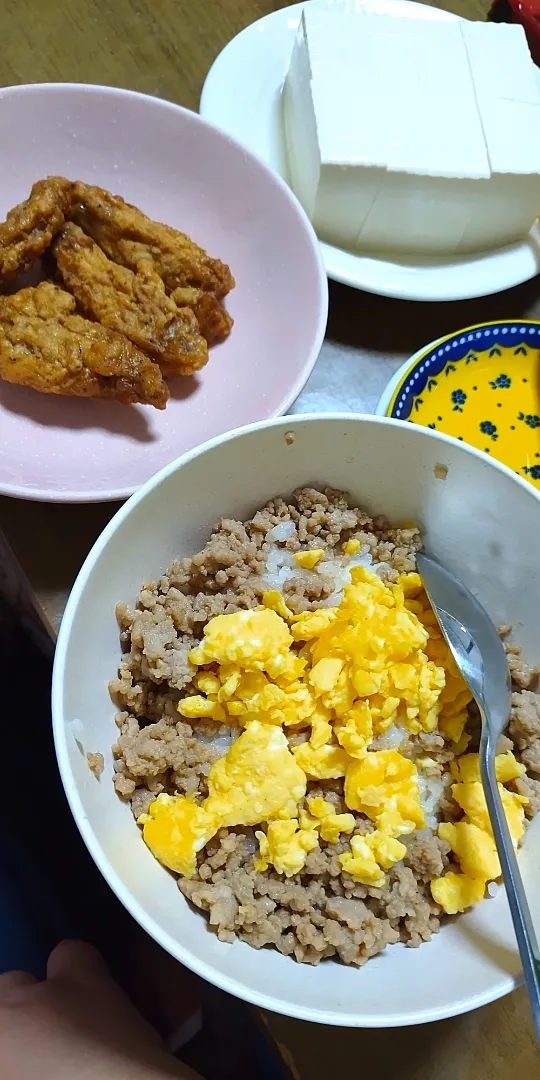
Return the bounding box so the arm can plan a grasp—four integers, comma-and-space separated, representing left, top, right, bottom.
53, 412, 540, 1028
376, 318, 540, 420
200, 1, 540, 302
0, 82, 328, 504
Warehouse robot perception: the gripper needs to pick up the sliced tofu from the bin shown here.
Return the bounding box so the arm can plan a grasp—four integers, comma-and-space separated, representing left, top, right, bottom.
458, 22, 540, 251
283, 5, 540, 256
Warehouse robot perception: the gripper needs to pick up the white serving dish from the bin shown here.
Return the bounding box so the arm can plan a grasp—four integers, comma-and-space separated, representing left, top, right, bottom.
53, 414, 540, 1027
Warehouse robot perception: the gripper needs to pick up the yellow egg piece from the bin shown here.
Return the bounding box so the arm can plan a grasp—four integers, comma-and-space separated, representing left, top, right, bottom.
177, 695, 226, 721
451, 751, 525, 785
369, 832, 407, 870
292, 741, 350, 779
291, 608, 339, 641
339, 818, 407, 886
255, 818, 319, 876
399, 572, 423, 597
438, 821, 500, 882
438, 710, 468, 743
431, 872, 486, 914
294, 548, 324, 570
452, 781, 527, 847
339, 834, 386, 888
344, 749, 424, 831
262, 590, 295, 621
305, 796, 355, 844
309, 657, 343, 694
334, 701, 373, 759
189, 608, 292, 672
141, 793, 216, 878
344, 538, 361, 555
194, 672, 221, 697
309, 707, 333, 749
206, 720, 306, 826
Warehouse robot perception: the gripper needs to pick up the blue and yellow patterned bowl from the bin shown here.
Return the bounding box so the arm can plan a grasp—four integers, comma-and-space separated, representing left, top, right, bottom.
377, 320, 540, 490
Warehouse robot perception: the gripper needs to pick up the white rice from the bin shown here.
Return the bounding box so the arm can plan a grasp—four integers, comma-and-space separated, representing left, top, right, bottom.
371, 722, 408, 751
263, 541, 376, 605
196, 724, 240, 759
418, 775, 445, 830
267, 521, 296, 542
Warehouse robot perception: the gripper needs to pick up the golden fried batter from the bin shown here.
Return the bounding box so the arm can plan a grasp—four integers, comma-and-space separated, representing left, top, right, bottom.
70, 182, 235, 299
54, 223, 208, 376
0, 282, 169, 409
170, 286, 234, 346
0, 177, 73, 284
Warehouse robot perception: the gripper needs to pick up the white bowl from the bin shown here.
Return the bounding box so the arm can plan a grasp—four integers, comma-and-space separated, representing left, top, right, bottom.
53, 415, 540, 1027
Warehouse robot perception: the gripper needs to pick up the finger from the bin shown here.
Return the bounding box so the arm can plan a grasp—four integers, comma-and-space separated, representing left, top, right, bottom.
0, 970, 37, 996
47, 940, 111, 985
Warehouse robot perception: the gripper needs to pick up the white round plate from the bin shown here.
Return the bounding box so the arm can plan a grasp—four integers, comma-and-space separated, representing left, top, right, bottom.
200, 0, 540, 302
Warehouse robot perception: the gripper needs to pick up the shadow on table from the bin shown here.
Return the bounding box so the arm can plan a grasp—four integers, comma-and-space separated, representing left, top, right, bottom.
328, 276, 540, 356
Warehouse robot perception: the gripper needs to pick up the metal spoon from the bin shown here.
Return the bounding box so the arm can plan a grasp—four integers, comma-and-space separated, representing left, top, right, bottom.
417, 552, 540, 1039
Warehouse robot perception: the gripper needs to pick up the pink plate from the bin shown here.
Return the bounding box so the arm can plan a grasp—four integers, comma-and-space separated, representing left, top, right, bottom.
0, 84, 327, 502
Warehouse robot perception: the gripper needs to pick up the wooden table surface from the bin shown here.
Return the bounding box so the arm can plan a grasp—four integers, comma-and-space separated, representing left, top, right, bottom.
0, 0, 538, 1074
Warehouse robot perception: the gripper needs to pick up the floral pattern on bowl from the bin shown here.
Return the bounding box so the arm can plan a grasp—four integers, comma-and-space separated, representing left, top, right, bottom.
386, 321, 540, 489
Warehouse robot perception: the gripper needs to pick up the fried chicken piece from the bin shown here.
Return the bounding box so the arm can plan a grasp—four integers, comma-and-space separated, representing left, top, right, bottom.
170, 286, 233, 346
0, 177, 74, 284
70, 182, 235, 299
0, 282, 169, 408
54, 223, 208, 376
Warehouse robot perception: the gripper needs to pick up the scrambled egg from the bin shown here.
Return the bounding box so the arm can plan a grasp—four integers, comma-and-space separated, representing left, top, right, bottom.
205, 720, 306, 826
345, 749, 424, 835
294, 548, 324, 570
141, 720, 306, 876
304, 796, 355, 844
255, 796, 355, 876
292, 742, 350, 779
255, 819, 319, 877
141, 563, 526, 899
339, 832, 408, 888
431, 872, 485, 914
140, 794, 215, 878
189, 608, 293, 679
430, 750, 528, 913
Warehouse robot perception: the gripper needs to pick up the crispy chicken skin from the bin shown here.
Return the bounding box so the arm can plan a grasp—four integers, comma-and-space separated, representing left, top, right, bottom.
54, 223, 208, 376
70, 182, 235, 300
0, 177, 74, 284
0, 282, 169, 408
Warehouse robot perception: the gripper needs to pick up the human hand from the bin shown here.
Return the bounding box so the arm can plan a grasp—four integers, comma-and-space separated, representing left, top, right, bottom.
0, 940, 200, 1080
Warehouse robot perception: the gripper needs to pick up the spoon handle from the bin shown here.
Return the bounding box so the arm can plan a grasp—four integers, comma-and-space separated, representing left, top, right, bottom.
480, 736, 540, 1041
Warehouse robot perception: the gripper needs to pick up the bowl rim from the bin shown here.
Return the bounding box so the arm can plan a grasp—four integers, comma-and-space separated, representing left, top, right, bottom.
0, 83, 329, 503
52, 413, 540, 1026
376, 318, 540, 420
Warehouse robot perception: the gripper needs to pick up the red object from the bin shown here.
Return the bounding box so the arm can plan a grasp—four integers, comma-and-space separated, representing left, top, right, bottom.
489, 0, 540, 66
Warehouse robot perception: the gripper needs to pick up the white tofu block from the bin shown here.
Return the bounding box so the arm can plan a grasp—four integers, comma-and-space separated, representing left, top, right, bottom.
358, 174, 481, 254
461, 22, 540, 105
284, 12, 388, 244
458, 28, 540, 251
283, 5, 540, 256
458, 99, 540, 252
283, 33, 321, 220
378, 21, 489, 179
